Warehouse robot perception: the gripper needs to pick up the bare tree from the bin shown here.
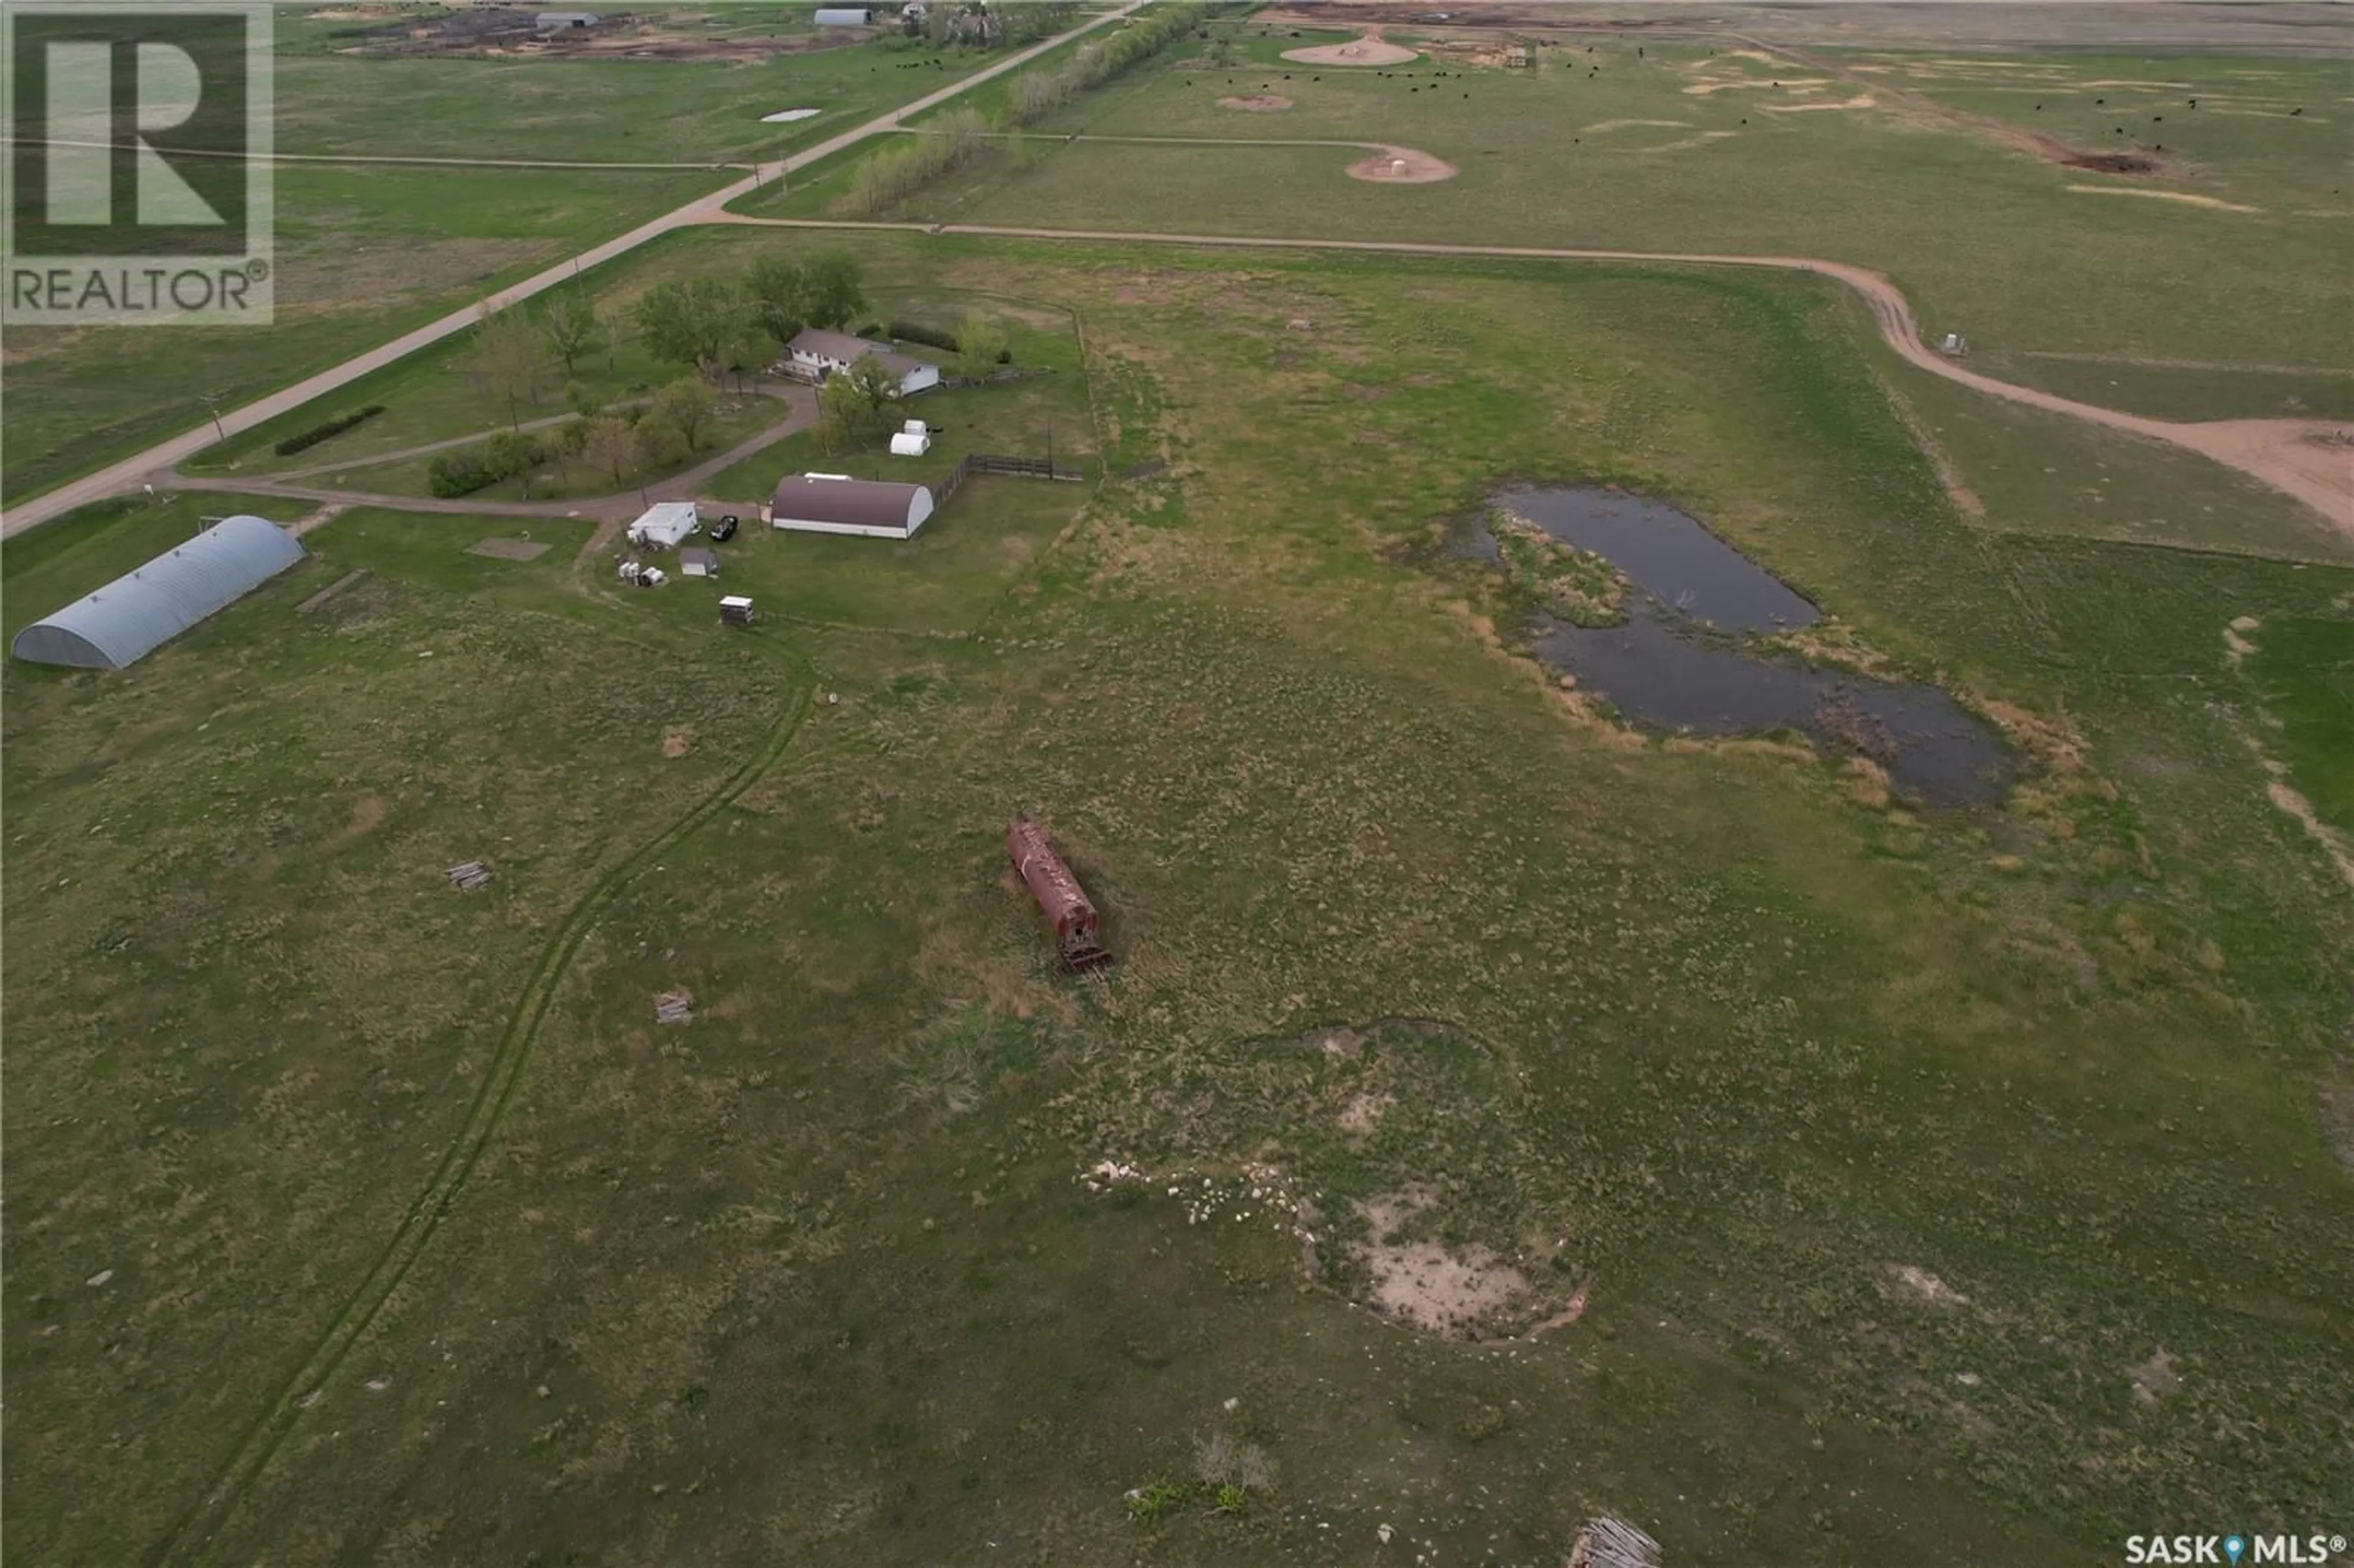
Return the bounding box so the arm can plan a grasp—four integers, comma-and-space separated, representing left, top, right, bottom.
466, 307, 548, 430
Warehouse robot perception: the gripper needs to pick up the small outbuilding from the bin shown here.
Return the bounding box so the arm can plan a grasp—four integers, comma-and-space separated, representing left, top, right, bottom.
813, 7, 875, 26
889, 419, 932, 457
626, 500, 700, 549
535, 11, 600, 29
766, 473, 935, 539
679, 546, 720, 577
11, 513, 305, 669
785, 328, 941, 397
720, 595, 757, 626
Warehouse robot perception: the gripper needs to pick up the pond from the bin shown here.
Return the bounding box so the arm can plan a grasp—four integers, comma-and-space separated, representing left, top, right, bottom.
1480, 489, 2012, 806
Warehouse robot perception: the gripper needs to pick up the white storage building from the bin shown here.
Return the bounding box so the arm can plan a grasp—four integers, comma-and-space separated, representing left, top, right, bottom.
766, 474, 935, 539
626, 501, 700, 549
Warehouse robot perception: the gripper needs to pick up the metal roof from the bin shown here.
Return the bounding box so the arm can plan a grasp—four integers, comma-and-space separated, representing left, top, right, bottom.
10, 514, 305, 669
771, 474, 930, 530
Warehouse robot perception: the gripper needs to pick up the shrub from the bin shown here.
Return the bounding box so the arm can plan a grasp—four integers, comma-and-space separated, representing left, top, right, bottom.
427, 429, 546, 497
888, 319, 961, 354
273, 404, 385, 457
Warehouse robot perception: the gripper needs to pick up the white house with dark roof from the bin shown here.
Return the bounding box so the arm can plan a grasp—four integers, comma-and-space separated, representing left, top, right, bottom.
784, 328, 940, 397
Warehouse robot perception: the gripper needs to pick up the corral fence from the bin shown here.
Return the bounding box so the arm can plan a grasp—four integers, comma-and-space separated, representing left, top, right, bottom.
932, 366, 1057, 392
938, 451, 1085, 504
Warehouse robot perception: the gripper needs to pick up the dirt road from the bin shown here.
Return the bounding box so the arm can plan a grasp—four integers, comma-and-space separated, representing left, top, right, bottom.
0, 1, 1143, 538
710, 214, 2354, 539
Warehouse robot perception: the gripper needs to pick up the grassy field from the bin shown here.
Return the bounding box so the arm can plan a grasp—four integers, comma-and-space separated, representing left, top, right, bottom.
270, 32, 984, 162
8, 229, 2350, 1566
883, 37, 2354, 413
1, 165, 731, 508
0, 21, 1005, 508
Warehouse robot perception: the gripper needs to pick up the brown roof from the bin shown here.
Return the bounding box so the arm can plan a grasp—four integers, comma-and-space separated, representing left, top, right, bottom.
769, 474, 929, 529
787, 327, 934, 379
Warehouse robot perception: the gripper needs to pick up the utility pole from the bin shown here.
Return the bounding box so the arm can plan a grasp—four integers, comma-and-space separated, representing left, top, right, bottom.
200, 392, 227, 444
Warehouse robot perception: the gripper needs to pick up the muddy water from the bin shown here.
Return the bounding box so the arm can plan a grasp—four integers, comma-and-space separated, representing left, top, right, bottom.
1485, 490, 2011, 805
1495, 487, 1818, 631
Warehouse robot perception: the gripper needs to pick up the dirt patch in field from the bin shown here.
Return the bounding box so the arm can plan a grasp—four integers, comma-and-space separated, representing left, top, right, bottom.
2130, 1348, 2182, 1405
1347, 145, 1457, 183
1218, 94, 1292, 112
1886, 1263, 1971, 1308
1765, 94, 1879, 112
468, 536, 550, 561
1355, 1189, 1529, 1337
1284, 34, 1419, 67
660, 727, 693, 759
2171, 419, 2354, 539
2065, 184, 2258, 211
329, 792, 387, 848
2060, 151, 2163, 174
1583, 118, 1688, 134
1337, 1090, 1390, 1140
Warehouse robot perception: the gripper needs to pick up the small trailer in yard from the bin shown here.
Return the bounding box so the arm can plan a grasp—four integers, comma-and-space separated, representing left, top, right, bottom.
1006, 814, 1112, 973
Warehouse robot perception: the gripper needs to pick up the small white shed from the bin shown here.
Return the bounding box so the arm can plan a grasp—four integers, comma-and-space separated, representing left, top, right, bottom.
626, 501, 699, 549
680, 547, 720, 577
814, 7, 874, 26
889, 419, 932, 457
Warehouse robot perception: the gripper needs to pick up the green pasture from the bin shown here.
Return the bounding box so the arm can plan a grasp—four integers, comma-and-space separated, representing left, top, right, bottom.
7, 232, 2350, 1567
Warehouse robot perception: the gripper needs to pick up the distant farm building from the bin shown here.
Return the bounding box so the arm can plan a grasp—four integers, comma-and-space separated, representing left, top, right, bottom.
535, 10, 600, 28
11, 514, 304, 669
785, 328, 941, 397
889, 419, 932, 457
625, 500, 700, 549
813, 7, 874, 25
766, 474, 935, 539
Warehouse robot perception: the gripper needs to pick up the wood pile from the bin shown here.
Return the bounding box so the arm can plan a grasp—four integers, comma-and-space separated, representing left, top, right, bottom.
446, 860, 492, 892
1566, 1517, 1662, 1568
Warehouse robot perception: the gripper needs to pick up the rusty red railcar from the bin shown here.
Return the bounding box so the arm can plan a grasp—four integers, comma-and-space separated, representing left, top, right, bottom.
1006, 814, 1112, 972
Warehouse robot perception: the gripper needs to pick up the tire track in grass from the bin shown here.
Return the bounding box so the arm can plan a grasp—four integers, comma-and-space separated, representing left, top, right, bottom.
158, 680, 815, 1567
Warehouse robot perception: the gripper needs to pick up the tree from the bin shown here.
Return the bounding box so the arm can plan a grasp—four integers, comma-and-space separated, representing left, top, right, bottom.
745, 256, 810, 346
956, 311, 1008, 377
800, 254, 866, 330
541, 292, 606, 378
817, 358, 898, 451
582, 415, 638, 487
565, 380, 604, 420
634, 414, 689, 474
485, 428, 543, 495
650, 377, 717, 452
465, 307, 547, 430
634, 278, 752, 376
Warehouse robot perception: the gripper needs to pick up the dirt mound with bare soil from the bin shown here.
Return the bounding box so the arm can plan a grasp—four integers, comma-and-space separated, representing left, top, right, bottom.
1284, 34, 1419, 66
1217, 94, 1292, 112
2063, 151, 2161, 174
1347, 145, 1457, 184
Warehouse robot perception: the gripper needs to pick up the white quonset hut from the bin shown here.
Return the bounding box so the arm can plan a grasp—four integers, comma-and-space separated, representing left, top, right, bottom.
11, 514, 305, 669
813, 7, 875, 25
889, 419, 932, 457
766, 474, 935, 539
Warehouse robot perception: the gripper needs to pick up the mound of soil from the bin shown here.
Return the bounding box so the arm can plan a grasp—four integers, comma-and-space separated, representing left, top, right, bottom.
2065, 151, 2160, 174
1284, 35, 1419, 66
1217, 94, 1292, 112
1347, 145, 1458, 184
